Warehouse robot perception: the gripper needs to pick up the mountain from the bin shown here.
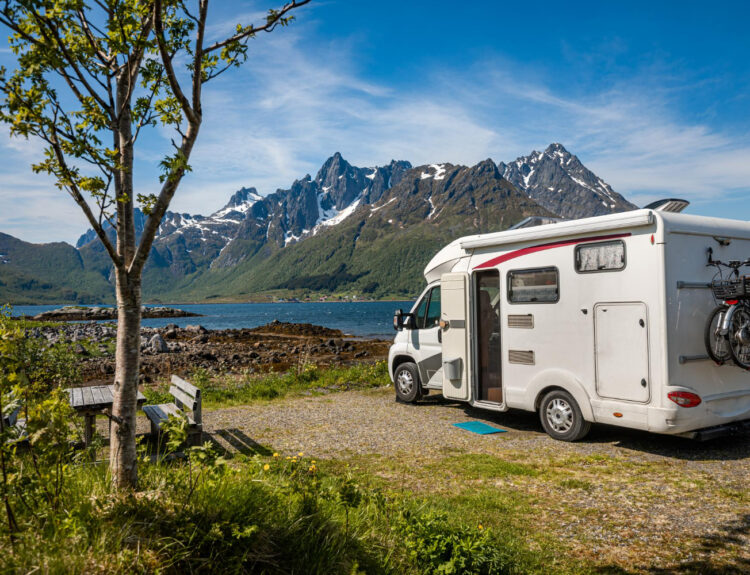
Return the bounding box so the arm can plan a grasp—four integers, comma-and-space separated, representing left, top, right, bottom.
2, 144, 636, 304
0, 232, 112, 304
498, 143, 636, 219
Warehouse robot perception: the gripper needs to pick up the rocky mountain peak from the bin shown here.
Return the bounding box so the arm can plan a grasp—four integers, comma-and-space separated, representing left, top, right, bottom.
500, 143, 635, 219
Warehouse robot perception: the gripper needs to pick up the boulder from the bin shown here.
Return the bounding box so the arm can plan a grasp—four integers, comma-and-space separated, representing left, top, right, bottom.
149, 334, 169, 353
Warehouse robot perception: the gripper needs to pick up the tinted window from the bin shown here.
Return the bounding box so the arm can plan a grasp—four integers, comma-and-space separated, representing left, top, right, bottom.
508, 267, 559, 303
413, 293, 429, 329
424, 287, 441, 328
575, 240, 625, 272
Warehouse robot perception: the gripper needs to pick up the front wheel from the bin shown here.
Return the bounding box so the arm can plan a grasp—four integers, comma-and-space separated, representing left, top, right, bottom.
393, 362, 422, 403
729, 306, 750, 370
539, 390, 591, 442
705, 304, 730, 364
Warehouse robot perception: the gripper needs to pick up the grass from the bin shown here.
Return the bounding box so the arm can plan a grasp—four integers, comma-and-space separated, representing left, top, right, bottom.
143, 361, 392, 408
0, 449, 538, 574
433, 453, 540, 479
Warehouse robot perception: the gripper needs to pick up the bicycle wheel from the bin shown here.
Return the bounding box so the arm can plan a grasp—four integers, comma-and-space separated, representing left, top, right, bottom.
704, 304, 730, 364
729, 306, 750, 369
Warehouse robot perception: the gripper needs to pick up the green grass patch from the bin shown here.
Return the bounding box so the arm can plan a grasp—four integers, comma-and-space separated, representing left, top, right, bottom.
558, 478, 593, 491
434, 454, 540, 480
144, 362, 392, 408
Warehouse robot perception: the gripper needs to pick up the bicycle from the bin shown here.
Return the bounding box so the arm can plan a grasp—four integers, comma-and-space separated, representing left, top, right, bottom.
704, 248, 750, 368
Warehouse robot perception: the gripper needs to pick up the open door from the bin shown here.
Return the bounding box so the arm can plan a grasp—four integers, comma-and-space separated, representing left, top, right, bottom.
441, 273, 471, 401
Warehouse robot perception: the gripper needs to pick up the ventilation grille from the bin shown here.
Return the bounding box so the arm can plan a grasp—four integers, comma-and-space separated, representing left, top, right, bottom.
508, 314, 534, 329
509, 350, 535, 365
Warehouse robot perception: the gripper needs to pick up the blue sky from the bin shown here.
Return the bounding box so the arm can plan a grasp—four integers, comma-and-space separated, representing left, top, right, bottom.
1, 0, 749, 244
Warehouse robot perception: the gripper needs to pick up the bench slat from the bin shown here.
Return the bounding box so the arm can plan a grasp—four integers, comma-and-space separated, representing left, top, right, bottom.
71, 387, 83, 408
91, 386, 105, 406
168, 385, 197, 411
83, 387, 94, 407
171, 375, 200, 398
143, 403, 196, 427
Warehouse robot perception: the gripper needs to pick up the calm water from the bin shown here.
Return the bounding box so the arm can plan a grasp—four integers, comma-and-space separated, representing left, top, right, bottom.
10, 301, 414, 339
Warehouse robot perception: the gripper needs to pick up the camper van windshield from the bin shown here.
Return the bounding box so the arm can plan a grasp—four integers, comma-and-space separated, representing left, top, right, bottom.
508, 267, 559, 303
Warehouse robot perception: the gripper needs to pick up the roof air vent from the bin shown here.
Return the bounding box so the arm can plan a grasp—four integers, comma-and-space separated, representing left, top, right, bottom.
643, 198, 690, 213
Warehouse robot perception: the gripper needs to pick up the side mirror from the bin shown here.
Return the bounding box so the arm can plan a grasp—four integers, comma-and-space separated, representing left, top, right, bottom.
394, 309, 404, 331
394, 309, 414, 331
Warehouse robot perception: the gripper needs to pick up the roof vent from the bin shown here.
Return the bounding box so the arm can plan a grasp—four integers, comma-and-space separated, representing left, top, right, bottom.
508, 216, 566, 230
643, 198, 690, 213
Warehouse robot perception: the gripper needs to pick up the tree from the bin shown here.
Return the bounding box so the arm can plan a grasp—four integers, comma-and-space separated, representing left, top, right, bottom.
0, 0, 310, 489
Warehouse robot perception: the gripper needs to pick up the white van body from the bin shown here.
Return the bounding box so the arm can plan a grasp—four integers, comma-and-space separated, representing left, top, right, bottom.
388, 208, 750, 439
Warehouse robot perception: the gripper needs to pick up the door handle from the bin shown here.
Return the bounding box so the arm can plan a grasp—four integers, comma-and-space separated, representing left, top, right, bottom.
438, 330, 442, 343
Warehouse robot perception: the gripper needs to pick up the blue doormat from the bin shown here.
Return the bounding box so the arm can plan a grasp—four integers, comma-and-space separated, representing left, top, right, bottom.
453, 421, 507, 435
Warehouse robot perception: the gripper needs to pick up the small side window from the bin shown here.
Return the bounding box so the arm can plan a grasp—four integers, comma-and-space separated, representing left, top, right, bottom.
413, 293, 429, 329
424, 288, 441, 328
507, 267, 559, 303
575, 240, 626, 273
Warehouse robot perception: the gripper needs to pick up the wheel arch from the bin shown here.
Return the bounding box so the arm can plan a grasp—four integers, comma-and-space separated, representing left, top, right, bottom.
390, 354, 418, 382
526, 369, 595, 422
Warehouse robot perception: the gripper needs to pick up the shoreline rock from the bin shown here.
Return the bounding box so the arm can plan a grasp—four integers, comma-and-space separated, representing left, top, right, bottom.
30, 305, 201, 322
24, 321, 390, 383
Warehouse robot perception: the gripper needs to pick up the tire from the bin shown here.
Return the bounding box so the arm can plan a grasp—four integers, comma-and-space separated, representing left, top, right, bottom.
705, 304, 731, 364
729, 306, 750, 370
393, 361, 422, 403
539, 390, 591, 442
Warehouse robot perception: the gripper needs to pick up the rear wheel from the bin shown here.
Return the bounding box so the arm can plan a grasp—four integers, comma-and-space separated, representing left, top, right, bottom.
729, 306, 750, 370
539, 390, 591, 442
394, 362, 422, 403
704, 304, 731, 364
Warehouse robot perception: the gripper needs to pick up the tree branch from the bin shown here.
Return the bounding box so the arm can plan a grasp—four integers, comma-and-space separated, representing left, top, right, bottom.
203, 0, 311, 55
153, 0, 197, 125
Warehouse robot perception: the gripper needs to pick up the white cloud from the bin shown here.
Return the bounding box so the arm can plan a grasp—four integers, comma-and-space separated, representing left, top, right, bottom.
2, 13, 750, 243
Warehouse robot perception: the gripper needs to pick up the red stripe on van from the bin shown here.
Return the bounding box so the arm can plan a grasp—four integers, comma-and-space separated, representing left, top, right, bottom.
472, 233, 631, 269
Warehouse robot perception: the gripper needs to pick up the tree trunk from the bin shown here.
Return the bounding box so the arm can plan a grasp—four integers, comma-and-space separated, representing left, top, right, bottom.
109, 268, 142, 489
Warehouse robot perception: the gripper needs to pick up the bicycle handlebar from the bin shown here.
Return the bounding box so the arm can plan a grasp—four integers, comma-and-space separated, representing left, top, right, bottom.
706, 247, 750, 269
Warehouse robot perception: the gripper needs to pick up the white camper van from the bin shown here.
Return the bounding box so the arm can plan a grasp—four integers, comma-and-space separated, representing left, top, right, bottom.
388, 202, 750, 441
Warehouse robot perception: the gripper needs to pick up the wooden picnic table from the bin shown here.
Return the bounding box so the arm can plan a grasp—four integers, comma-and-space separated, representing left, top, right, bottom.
67, 385, 147, 447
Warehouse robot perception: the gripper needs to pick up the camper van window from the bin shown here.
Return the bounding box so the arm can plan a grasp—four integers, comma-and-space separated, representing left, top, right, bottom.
575, 240, 626, 273
507, 267, 559, 303
425, 287, 441, 328
413, 293, 429, 329
414, 287, 440, 329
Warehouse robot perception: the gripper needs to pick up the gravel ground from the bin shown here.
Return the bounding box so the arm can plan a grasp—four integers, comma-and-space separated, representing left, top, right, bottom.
104, 387, 749, 573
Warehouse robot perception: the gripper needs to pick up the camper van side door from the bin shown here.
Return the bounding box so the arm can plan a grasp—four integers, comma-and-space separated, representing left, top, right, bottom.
441, 273, 471, 401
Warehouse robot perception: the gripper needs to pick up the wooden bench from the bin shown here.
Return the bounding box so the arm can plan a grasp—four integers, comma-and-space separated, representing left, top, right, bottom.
143, 375, 202, 447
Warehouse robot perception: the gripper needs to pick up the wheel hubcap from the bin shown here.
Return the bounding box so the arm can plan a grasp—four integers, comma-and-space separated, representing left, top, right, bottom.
546, 398, 573, 433
396, 370, 413, 395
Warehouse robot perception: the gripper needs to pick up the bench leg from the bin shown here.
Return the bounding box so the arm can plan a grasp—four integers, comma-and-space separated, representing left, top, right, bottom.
84, 414, 95, 447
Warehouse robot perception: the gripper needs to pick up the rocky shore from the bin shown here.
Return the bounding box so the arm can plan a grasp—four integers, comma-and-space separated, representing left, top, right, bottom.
27, 320, 390, 383
30, 305, 200, 322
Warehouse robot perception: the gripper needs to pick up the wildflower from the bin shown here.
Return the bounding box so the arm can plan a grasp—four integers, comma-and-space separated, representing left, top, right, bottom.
285, 456, 291, 460
263, 464, 270, 471
311, 460, 316, 464
478, 524, 483, 531
308, 465, 316, 472
273, 452, 279, 458
298, 451, 304, 457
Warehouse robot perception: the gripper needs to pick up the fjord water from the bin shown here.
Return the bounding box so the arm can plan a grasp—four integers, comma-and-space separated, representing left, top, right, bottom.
11, 301, 413, 339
